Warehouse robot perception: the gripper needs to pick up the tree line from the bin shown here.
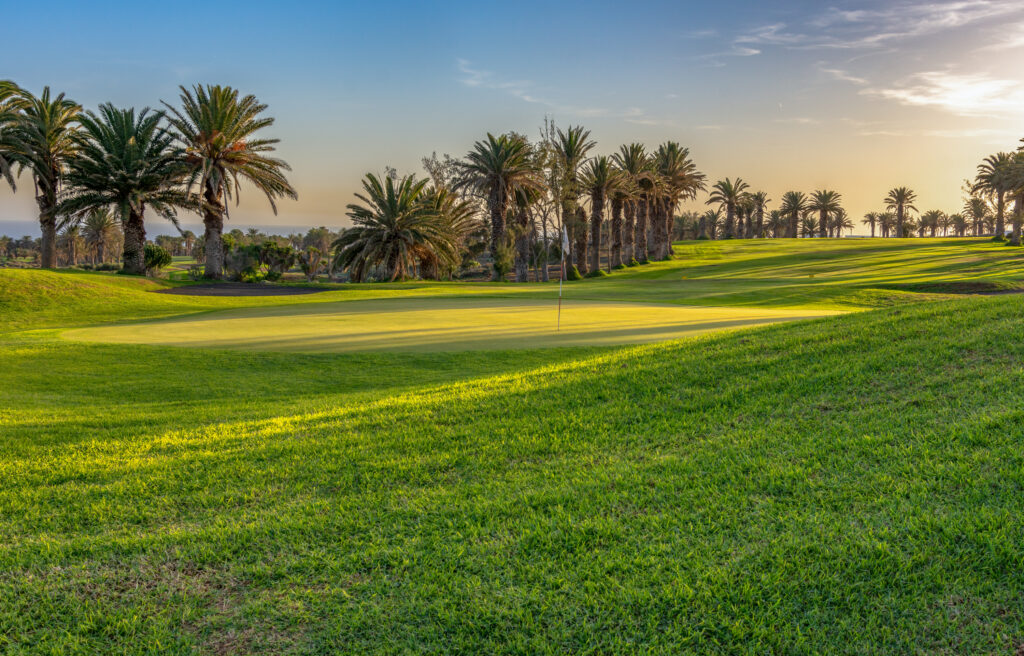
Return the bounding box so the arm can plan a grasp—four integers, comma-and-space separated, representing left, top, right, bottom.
3, 78, 1023, 282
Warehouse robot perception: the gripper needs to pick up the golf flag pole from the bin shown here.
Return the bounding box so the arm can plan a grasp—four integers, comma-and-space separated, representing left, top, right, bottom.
558, 227, 569, 331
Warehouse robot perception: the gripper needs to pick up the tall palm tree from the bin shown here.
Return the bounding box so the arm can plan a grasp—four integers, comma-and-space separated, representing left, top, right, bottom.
60, 223, 82, 266
58, 104, 191, 275
809, 190, 842, 238
766, 210, 785, 238
973, 152, 1014, 240
884, 187, 917, 238
706, 178, 749, 239
510, 185, 542, 282
554, 126, 595, 272
581, 156, 623, 273
831, 207, 854, 237
948, 213, 968, 237
3, 86, 80, 267
1008, 152, 1024, 246
878, 211, 896, 238
862, 211, 879, 238
652, 142, 705, 258
779, 191, 808, 238
748, 191, 769, 238
82, 208, 118, 264
963, 196, 989, 237
613, 143, 648, 262
162, 84, 296, 279
457, 132, 541, 280
333, 173, 456, 282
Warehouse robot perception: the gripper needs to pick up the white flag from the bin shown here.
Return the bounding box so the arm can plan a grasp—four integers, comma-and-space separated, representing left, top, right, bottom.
561, 228, 570, 255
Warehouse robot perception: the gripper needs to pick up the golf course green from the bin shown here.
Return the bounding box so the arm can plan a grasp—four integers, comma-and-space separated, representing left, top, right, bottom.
2, 238, 1024, 654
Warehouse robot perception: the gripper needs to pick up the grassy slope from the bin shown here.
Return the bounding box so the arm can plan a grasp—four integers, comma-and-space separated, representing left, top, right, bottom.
2, 239, 1024, 654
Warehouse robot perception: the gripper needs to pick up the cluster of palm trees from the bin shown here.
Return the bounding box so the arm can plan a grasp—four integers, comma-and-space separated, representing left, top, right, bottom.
335, 125, 707, 282
0, 81, 295, 276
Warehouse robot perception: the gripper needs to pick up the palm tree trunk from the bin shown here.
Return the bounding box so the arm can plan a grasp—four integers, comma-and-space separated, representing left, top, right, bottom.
636, 197, 649, 262
818, 210, 827, 238
514, 208, 530, 282
202, 185, 227, 278
574, 207, 588, 273
589, 190, 604, 274
610, 196, 623, 268
896, 207, 904, 239
648, 198, 662, 260
789, 211, 798, 239
540, 213, 550, 282
662, 198, 675, 258
996, 193, 1005, 239
725, 205, 735, 239
122, 208, 147, 275
1010, 194, 1023, 246
488, 186, 508, 281
623, 201, 636, 262
37, 208, 57, 269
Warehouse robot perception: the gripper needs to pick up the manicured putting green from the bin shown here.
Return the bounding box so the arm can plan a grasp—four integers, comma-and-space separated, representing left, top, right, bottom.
62, 297, 839, 352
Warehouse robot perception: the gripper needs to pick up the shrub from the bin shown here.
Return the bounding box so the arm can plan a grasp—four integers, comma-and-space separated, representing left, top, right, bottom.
144, 244, 172, 276
565, 265, 583, 281
225, 245, 261, 282
187, 265, 204, 281
585, 269, 609, 278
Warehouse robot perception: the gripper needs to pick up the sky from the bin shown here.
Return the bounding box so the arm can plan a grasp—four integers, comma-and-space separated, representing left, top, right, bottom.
2, 0, 1023, 236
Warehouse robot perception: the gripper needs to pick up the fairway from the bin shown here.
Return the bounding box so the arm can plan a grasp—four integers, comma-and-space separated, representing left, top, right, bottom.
61, 297, 838, 352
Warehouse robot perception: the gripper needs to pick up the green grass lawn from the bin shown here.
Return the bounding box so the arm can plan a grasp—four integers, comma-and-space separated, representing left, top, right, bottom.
2, 238, 1024, 654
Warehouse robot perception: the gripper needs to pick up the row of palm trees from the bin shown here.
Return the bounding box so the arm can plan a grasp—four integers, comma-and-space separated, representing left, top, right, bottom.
0, 81, 295, 275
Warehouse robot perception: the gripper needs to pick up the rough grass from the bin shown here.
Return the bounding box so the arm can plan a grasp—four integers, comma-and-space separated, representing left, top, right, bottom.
2, 238, 1024, 654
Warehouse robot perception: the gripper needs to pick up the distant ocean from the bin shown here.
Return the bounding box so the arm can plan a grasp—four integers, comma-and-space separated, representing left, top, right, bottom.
0, 219, 346, 239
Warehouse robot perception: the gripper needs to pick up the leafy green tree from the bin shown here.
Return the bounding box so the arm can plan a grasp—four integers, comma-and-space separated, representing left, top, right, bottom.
3, 86, 80, 267
58, 104, 191, 275
455, 133, 541, 280
297, 246, 323, 282
144, 243, 172, 274
162, 84, 296, 279
885, 187, 917, 238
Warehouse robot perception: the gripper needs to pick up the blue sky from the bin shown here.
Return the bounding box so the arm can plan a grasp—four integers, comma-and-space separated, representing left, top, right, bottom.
2, 0, 1023, 235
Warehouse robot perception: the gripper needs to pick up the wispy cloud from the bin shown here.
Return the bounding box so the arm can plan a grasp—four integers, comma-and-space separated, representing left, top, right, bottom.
861, 70, 1024, 116
738, 1, 1023, 50
456, 59, 672, 125
819, 65, 868, 85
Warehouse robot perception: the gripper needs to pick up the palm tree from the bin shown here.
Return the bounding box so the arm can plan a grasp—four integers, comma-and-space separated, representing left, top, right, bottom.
862, 211, 879, 238
701, 209, 722, 239
613, 143, 648, 262
333, 173, 456, 282
554, 126, 596, 272
832, 208, 854, 237
766, 210, 785, 238
920, 210, 944, 238
58, 104, 191, 275
3, 86, 80, 267
948, 213, 968, 237
885, 187, 917, 238
0, 80, 27, 192
878, 211, 896, 238
162, 84, 296, 279
706, 178, 749, 239
809, 189, 842, 238
748, 191, 769, 238
1008, 152, 1024, 246
779, 191, 808, 238
973, 152, 1014, 240
456, 132, 541, 280
581, 156, 623, 273
963, 196, 989, 237
82, 208, 118, 264
652, 142, 705, 258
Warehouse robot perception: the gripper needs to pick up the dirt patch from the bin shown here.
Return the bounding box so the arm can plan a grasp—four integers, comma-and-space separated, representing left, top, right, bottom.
157, 283, 332, 297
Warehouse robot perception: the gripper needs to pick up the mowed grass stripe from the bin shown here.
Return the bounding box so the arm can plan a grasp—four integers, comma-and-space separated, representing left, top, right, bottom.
60, 298, 839, 352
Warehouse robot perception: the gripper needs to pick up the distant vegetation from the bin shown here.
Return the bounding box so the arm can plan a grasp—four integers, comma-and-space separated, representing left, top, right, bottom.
2, 80, 1023, 282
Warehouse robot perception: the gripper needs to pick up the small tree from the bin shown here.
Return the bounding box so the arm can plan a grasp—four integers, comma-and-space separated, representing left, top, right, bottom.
297, 246, 323, 282
144, 243, 172, 276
